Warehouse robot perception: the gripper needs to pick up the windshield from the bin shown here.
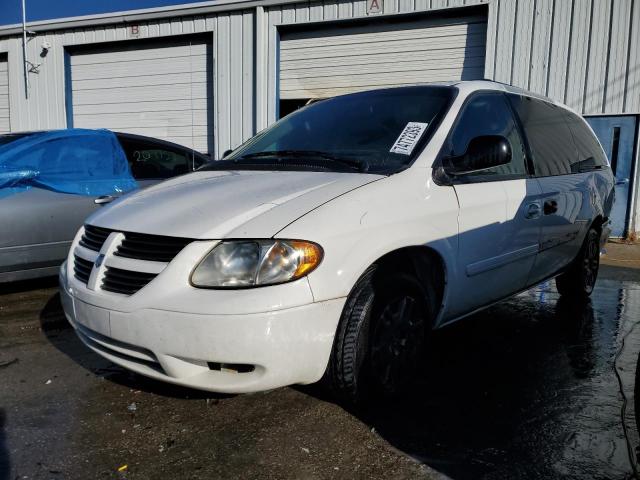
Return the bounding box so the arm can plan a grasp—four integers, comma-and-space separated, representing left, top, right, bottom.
208, 86, 455, 174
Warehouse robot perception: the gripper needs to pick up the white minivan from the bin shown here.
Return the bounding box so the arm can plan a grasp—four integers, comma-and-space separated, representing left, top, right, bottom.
60, 81, 615, 401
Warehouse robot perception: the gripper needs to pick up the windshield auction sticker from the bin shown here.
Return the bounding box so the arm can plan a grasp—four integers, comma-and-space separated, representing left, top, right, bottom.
389, 122, 429, 155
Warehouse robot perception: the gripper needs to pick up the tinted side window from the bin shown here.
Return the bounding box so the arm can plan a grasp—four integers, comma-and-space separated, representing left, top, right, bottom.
119, 139, 191, 179
508, 95, 577, 177
447, 93, 527, 179
563, 112, 608, 172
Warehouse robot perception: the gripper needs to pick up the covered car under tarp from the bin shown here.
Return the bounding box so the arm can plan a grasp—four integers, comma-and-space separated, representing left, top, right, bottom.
0, 129, 137, 199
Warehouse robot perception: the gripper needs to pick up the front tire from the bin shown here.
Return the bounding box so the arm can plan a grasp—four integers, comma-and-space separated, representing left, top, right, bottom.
556, 227, 600, 298
325, 268, 436, 404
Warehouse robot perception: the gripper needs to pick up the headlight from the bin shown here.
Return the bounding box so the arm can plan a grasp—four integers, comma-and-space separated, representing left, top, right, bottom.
190, 240, 323, 288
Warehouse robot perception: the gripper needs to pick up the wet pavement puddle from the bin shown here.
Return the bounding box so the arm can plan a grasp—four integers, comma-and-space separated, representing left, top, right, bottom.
362, 278, 640, 479
2, 274, 640, 479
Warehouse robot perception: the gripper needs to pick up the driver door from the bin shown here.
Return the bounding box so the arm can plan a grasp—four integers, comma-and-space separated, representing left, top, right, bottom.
445, 92, 542, 319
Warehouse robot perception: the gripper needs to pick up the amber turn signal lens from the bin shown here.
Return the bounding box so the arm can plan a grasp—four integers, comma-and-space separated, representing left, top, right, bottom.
290, 240, 323, 278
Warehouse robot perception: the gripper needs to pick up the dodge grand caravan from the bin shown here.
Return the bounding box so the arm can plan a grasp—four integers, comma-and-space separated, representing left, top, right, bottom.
59, 81, 614, 401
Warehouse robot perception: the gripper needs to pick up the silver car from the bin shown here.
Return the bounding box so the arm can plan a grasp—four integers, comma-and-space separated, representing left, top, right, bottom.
0, 129, 209, 283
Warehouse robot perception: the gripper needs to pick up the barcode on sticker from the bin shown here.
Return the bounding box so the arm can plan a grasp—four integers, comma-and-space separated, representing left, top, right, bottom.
389, 122, 429, 156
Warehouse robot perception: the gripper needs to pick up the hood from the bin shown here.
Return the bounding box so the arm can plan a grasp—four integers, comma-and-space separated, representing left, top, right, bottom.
87, 170, 382, 239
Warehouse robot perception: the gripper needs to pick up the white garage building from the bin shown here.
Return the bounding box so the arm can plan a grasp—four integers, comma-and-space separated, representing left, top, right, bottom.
0, 0, 639, 237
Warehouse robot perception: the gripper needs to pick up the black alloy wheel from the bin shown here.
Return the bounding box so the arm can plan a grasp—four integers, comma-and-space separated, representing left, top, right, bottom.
556, 227, 600, 298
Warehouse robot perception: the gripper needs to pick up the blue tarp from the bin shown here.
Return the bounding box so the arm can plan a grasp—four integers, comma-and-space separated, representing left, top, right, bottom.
0, 129, 137, 199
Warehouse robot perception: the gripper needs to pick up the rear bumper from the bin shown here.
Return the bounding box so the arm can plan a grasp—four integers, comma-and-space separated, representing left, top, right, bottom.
59, 264, 345, 393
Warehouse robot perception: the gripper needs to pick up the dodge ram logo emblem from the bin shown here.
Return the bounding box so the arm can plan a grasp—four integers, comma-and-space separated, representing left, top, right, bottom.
94, 254, 105, 268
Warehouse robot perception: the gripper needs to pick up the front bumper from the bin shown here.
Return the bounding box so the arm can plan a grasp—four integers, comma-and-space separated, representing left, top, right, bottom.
59, 259, 345, 394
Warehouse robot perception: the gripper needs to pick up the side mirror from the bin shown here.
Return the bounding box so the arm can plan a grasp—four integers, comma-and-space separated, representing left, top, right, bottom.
445, 135, 512, 175
222, 149, 233, 159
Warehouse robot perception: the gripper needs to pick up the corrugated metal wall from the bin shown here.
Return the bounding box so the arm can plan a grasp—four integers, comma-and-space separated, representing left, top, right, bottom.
489, 0, 640, 115
0, 11, 254, 158
261, 0, 639, 123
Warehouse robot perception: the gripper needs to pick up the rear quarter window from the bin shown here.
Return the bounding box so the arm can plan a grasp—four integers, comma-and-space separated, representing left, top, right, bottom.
562, 112, 609, 172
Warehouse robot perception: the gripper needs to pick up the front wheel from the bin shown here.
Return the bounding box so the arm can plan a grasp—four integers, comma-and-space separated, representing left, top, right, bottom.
556, 227, 601, 298
324, 269, 436, 404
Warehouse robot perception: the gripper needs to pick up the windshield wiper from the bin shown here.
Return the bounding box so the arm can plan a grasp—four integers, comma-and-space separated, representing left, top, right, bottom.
236, 150, 368, 172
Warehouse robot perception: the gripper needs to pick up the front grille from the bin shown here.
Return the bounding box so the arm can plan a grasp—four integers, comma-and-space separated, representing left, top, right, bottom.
114, 231, 193, 262
74, 255, 93, 284
101, 267, 157, 295
79, 225, 111, 252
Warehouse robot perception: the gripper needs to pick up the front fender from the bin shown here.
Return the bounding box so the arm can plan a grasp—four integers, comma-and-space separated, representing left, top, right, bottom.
276, 168, 460, 319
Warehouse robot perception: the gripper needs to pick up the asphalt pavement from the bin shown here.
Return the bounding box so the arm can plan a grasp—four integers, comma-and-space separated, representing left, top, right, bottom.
1, 242, 639, 479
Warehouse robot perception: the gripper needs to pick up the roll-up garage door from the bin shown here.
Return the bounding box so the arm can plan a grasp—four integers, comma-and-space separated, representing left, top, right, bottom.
70, 37, 212, 153
0, 54, 9, 133
279, 14, 487, 99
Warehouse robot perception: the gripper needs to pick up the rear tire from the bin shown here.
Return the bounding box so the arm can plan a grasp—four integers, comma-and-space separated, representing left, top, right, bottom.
556, 227, 600, 298
324, 267, 436, 404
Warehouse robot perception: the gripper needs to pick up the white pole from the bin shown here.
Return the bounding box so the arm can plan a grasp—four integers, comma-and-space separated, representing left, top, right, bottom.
21, 0, 29, 99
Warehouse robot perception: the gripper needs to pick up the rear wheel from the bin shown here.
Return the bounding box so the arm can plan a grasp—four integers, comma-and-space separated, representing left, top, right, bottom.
325, 268, 436, 404
556, 227, 600, 298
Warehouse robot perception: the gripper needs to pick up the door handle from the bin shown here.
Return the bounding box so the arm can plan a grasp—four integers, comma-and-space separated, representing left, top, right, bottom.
525, 202, 541, 219
615, 178, 629, 186
94, 195, 115, 205
544, 199, 558, 215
